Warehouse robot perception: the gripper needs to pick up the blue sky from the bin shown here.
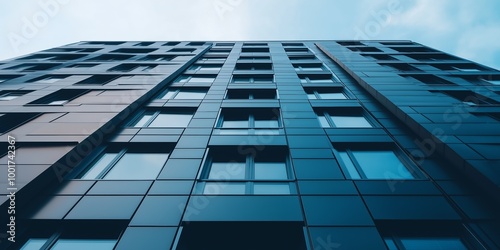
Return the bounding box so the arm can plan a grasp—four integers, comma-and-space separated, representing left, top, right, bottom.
1, 0, 500, 69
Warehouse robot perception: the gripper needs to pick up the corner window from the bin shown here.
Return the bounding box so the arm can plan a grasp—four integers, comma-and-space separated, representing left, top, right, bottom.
316, 108, 373, 128
159, 88, 207, 100
130, 109, 194, 128
336, 147, 421, 180
196, 147, 294, 195
77, 145, 169, 180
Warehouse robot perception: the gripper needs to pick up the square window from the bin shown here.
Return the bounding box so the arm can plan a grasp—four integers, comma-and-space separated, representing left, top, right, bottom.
197, 147, 292, 195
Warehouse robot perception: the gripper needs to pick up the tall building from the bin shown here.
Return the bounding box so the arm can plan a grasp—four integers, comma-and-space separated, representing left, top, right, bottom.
1, 40, 500, 249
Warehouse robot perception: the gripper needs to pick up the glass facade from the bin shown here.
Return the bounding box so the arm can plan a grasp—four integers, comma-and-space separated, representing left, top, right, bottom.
1, 40, 499, 250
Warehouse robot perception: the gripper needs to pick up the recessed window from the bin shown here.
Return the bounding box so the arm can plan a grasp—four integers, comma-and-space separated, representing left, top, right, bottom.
289, 55, 316, 61
406, 53, 459, 61
0, 75, 21, 83
87, 54, 133, 61
338, 41, 365, 46
226, 89, 277, 99
218, 108, 280, 129
31, 75, 67, 84
188, 64, 222, 72
168, 48, 196, 53
130, 109, 194, 128
78, 145, 169, 180
111, 48, 156, 53
337, 148, 419, 179
174, 75, 216, 84
241, 47, 269, 53
18, 54, 86, 61
215, 42, 234, 46
390, 46, 437, 53
197, 56, 227, 63
108, 64, 157, 72
134, 42, 154, 46
348, 46, 382, 52
159, 88, 207, 100
28, 89, 88, 105
362, 54, 397, 61
238, 55, 271, 61
299, 74, 338, 84
282, 42, 304, 46
66, 64, 98, 68
163, 41, 180, 46
293, 63, 325, 71
187, 42, 205, 46
75, 75, 122, 85
209, 48, 232, 53
232, 75, 274, 84
86, 41, 124, 45
45, 48, 101, 53
481, 77, 500, 85
7, 63, 60, 71
196, 147, 293, 195
436, 90, 499, 106
243, 43, 268, 46
138, 55, 176, 61
380, 222, 483, 250
316, 108, 373, 128
0, 90, 32, 101
235, 63, 272, 71
305, 87, 347, 99
404, 74, 454, 85
381, 63, 421, 72
285, 47, 310, 53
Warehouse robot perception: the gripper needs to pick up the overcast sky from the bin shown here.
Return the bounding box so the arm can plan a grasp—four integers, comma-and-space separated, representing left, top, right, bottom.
1, 0, 499, 69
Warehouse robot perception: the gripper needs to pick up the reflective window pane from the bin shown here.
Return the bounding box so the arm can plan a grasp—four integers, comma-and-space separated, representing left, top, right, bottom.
318, 115, 330, 127
222, 119, 248, 128
149, 113, 192, 127
133, 114, 154, 127
104, 153, 168, 179
51, 239, 117, 250
318, 93, 346, 99
307, 93, 317, 99
254, 119, 279, 128
351, 151, 414, 179
209, 162, 246, 180
254, 183, 290, 194
189, 77, 215, 83
203, 182, 246, 194
330, 115, 372, 128
254, 162, 288, 179
160, 91, 176, 99
21, 239, 47, 250
82, 153, 118, 179
174, 91, 206, 99
338, 152, 361, 179
400, 238, 468, 250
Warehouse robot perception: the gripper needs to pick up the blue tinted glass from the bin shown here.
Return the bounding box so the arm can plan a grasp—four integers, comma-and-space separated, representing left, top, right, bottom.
401, 238, 468, 250
104, 153, 168, 179
352, 151, 414, 179
51, 239, 116, 250
203, 182, 246, 194
20, 239, 47, 250
254, 162, 287, 179
149, 113, 192, 127
82, 153, 118, 179
208, 162, 245, 180
330, 115, 372, 128
254, 183, 290, 194
338, 152, 361, 179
